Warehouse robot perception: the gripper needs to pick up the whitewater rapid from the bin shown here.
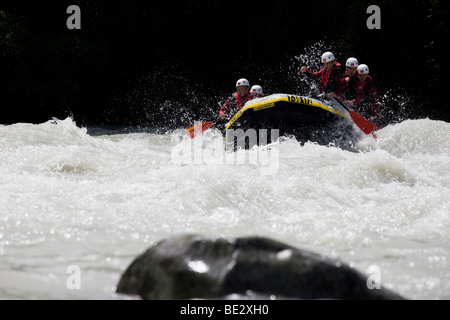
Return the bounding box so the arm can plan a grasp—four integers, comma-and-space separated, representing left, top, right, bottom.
0, 117, 449, 299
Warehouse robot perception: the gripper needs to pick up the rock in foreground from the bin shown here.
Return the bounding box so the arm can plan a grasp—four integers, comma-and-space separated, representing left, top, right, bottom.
116, 234, 405, 300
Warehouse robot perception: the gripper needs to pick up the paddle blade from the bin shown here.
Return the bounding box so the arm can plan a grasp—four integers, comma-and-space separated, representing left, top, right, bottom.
347, 109, 374, 135
332, 97, 376, 136
185, 121, 214, 138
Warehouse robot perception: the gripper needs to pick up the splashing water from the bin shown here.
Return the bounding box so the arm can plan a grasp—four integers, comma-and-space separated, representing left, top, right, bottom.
1, 116, 449, 300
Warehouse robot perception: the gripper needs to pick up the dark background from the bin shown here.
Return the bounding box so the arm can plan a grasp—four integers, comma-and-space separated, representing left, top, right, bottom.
0, 0, 448, 128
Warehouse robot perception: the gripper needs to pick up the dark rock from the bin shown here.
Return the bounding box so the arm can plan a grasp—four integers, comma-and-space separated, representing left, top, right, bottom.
116, 234, 405, 300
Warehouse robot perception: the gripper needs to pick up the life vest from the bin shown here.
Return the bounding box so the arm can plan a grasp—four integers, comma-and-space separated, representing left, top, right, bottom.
233, 92, 253, 109
352, 76, 379, 118
355, 76, 375, 103
219, 91, 253, 117
316, 62, 346, 95
320, 67, 333, 89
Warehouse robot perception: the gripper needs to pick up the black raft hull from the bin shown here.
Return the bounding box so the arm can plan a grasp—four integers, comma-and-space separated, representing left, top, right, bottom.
224, 94, 356, 149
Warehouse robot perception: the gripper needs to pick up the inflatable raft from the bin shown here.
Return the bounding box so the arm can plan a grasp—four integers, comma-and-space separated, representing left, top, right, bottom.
224, 93, 357, 150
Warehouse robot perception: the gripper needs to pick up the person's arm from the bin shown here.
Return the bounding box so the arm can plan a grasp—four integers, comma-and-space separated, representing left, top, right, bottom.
335, 72, 347, 96
219, 98, 232, 119
351, 84, 364, 106
301, 66, 322, 82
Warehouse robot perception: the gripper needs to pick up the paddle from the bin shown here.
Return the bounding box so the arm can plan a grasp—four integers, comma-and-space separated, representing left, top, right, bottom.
185, 121, 214, 139
301, 71, 377, 135
332, 97, 375, 135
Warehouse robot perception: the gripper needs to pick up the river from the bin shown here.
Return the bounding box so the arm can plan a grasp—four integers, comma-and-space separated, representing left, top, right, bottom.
0, 116, 449, 299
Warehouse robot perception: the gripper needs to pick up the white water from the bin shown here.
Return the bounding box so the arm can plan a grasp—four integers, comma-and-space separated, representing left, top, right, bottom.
1, 117, 449, 300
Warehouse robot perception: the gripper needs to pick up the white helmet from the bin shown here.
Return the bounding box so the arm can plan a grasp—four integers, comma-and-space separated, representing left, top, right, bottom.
321, 51, 335, 63
250, 85, 263, 95
357, 64, 369, 74
236, 78, 250, 87
346, 57, 359, 67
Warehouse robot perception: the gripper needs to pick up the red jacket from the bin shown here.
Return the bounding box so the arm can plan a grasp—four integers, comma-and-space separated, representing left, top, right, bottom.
219, 91, 253, 117
307, 62, 347, 96
351, 75, 379, 118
